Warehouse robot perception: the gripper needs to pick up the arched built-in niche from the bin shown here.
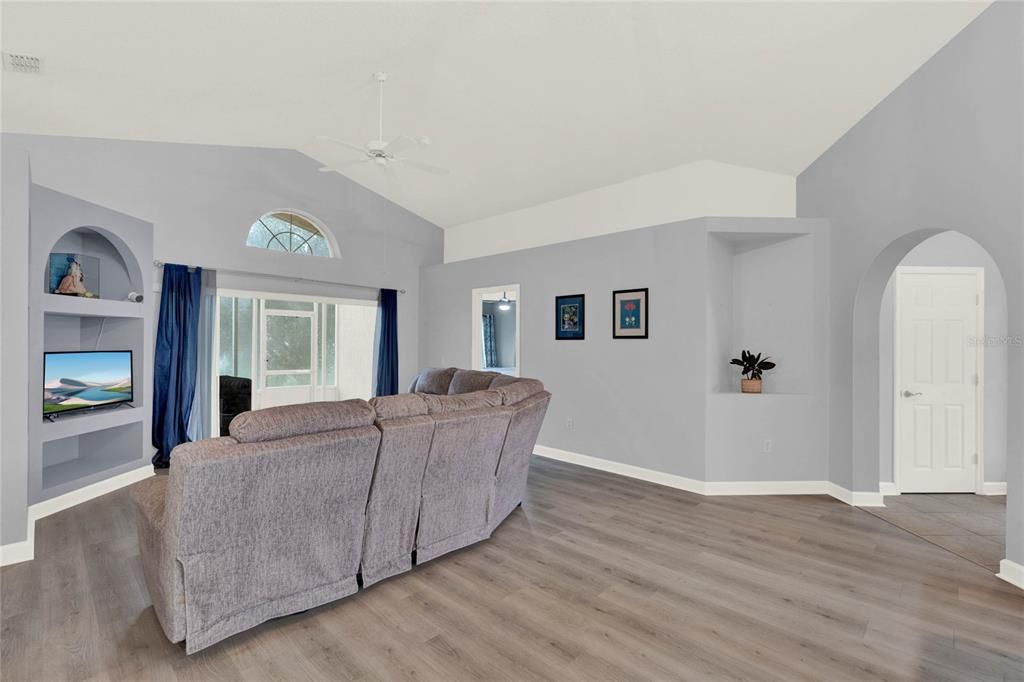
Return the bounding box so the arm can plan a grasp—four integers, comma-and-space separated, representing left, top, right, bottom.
44, 225, 145, 301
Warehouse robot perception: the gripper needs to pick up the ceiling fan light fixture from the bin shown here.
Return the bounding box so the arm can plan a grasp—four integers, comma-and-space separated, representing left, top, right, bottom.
498, 292, 511, 311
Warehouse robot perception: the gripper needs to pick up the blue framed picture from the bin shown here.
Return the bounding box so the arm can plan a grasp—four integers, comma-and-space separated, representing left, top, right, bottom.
555, 294, 585, 340
612, 288, 648, 339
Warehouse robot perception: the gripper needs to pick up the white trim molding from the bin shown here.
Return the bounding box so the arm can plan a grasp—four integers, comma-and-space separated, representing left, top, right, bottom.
997, 559, 1024, 591
0, 464, 153, 566
534, 445, 706, 494
534, 446, 885, 506
878, 482, 900, 496
826, 483, 886, 507
980, 482, 1007, 496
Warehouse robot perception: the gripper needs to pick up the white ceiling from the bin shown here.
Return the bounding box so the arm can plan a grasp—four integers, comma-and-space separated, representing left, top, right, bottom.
1, 2, 987, 228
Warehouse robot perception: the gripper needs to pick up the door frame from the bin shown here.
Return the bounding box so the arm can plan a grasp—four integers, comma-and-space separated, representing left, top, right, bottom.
471, 284, 520, 376
892, 265, 985, 494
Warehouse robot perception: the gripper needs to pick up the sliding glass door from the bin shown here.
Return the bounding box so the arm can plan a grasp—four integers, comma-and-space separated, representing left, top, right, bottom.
217, 291, 377, 426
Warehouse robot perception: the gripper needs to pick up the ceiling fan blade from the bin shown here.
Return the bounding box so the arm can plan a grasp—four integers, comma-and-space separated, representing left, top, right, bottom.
318, 158, 371, 173
317, 136, 367, 154
383, 135, 416, 155
395, 158, 450, 176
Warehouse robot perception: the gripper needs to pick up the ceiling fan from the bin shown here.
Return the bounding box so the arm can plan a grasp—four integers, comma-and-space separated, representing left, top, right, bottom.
316, 72, 448, 176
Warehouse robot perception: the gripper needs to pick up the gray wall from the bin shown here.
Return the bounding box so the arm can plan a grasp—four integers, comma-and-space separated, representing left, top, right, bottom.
1, 134, 443, 548
878, 232, 1008, 485
1, 148, 31, 545
797, 3, 1023, 564
2, 133, 443, 392
421, 216, 828, 483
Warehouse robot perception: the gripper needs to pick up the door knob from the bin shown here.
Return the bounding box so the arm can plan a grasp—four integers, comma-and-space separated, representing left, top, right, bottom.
903, 390, 923, 398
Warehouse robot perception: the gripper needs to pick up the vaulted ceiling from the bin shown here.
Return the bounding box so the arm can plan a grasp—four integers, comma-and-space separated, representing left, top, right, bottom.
1, 2, 988, 228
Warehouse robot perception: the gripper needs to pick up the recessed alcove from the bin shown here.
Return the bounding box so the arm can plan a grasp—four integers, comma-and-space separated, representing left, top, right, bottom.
44, 226, 144, 302
706, 231, 815, 395
702, 219, 830, 483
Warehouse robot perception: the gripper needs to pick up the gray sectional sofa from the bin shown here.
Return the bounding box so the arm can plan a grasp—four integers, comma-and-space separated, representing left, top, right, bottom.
130, 369, 550, 653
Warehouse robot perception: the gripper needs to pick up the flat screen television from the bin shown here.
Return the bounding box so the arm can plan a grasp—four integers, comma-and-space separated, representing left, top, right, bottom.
43, 350, 133, 416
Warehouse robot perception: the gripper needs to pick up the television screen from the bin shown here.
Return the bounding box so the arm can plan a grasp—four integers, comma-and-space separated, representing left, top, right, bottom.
43, 351, 133, 415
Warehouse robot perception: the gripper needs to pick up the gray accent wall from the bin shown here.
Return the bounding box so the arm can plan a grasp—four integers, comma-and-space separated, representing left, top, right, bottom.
797, 3, 1023, 564
420, 216, 829, 483
1, 134, 443, 548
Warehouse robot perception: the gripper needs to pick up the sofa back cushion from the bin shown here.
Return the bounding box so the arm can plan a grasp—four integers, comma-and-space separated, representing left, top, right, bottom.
492, 378, 545, 406
421, 390, 503, 414
369, 394, 428, 421
417, 406, 513, 555
448, 369, 500, 395
166, 424, 382, 648
228, 399, 374, 443
408, 367, 457, 395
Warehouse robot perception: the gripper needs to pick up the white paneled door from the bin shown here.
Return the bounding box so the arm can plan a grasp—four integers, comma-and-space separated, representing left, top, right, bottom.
895, 267, 983, 493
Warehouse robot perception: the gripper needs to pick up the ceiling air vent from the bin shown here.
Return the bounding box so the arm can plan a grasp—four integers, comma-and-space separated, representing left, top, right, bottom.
3, 53, 42, 74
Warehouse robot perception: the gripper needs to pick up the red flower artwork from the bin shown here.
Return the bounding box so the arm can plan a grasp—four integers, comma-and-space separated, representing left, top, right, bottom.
624, 301, 637, 311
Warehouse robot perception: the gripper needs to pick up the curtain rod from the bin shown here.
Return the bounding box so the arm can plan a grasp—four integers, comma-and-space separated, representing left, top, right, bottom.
153, 260, 406, 294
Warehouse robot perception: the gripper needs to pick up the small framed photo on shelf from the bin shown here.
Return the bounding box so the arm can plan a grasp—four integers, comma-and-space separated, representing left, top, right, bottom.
555, 294, 585, 340
48, 252, 100, 297
612, 288, 648, 339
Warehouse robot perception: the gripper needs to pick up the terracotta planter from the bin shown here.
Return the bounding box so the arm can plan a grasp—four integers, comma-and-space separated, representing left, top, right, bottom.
741, 378, 762, 394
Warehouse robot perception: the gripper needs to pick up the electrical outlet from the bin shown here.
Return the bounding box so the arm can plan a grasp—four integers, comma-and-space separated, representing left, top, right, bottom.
762, 439, 773, 453
566, 417, 575, 432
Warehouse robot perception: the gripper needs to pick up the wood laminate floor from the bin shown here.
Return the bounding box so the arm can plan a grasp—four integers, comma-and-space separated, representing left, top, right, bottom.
2, 456, 1022, 681
866, 493, 1007, 573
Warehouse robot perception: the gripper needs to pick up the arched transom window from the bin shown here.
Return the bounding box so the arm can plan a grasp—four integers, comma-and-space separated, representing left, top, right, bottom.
246, 211, 332, 257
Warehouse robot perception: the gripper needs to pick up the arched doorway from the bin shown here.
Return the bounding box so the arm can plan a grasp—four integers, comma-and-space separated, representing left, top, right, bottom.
852, 229, 1011, 572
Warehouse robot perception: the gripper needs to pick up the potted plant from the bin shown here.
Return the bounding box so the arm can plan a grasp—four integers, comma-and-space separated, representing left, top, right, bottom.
730, 350, 776, 394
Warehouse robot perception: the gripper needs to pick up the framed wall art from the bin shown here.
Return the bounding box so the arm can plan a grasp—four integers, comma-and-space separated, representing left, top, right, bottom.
612, 288, 648, 339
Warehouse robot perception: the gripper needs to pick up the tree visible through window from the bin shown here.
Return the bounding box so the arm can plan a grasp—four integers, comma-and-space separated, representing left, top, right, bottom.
246, 212, 332, 257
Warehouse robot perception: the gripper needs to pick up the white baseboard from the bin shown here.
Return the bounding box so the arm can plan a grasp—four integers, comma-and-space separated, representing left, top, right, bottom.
702, 480, 830, 496
0, 464, 153, 566
980, 482, 1007, 496
0, 534, 33, 566
878, 482, 899, 496
827, 483, 886, 507
534, 445, 884, 506
534, 445, 706, 494
998, 559, 1024, 591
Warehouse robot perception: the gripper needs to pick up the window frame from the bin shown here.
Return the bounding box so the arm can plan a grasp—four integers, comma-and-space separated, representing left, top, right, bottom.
245, 209, 339, 259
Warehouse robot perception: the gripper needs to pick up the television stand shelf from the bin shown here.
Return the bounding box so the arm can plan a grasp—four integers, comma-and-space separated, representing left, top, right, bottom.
40, 406, 144, 442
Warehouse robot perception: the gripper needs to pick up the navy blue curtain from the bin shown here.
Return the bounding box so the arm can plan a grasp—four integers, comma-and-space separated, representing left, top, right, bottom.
152, 264, 202, 467
374, 288, 399, 396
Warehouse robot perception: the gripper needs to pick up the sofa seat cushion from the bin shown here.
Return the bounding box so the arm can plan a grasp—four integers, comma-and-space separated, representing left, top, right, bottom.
448, 369, 501, 395
410, 367, 457, 395
492, 378, 545, 405
422, 390, 503, 414
228, 399, 375, 443
370, 394, 428, 421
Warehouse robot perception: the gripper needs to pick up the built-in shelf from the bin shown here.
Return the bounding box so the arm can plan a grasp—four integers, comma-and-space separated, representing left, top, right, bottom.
41, 293, 146, 319
28, 188, 155, 508
40, 406, 143, 442
41, 421, 145, 498
709, 390, 811, 397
